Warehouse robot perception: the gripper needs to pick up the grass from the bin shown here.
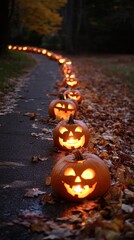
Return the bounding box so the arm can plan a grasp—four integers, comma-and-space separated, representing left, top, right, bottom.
91, 55, 134, 94
0, 50, 36, 94
104, 64, 134, 92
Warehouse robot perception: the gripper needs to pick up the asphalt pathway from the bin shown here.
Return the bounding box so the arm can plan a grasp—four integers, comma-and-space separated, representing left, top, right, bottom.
0, 54, 74, 239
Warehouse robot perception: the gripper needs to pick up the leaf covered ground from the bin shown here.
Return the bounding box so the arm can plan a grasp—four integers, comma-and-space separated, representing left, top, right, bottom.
1, 54, 134, 240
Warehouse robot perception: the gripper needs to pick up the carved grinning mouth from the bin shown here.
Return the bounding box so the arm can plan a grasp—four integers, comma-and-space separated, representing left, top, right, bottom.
69, 95, 80, 100
63, 182, 97, 198
54, 109, 75, 120
67, 81, 77, 87
59, 135, 85, 149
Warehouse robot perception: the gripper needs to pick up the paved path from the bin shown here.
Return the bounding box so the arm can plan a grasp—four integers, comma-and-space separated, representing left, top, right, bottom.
0, 54, 71, 239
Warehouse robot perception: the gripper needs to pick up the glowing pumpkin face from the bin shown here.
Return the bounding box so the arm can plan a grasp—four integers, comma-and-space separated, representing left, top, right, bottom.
64, 89, 82, 103
51, 150, 111, 202
63, 167, 97, 198
65, 77, 78, 88
53, 114, 90, 150
64, 74, 78, 88
62, 62, 72, 75
48, 97, 77, 120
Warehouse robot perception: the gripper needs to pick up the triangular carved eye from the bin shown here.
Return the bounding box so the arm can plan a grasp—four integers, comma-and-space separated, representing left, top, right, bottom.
56, 103, 65, 108
64, 168, 76, 176
75, 126, 83, 132
68, 104, 74, 109
81, 169, 95, 179
59, 127, 68, 134
56, 103, 62, 108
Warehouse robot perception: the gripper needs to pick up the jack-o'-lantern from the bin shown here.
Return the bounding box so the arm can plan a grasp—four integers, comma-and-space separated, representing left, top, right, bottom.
58, 58, 66, 64
51, 150, 111, 202
64, 74, 78, 88
46, 51, 52, 57
54, 54, 62, 61
37, 49, 41, 54
48, 95, 77, 120
62, 62, 72, 75
22, 46, 28, 51
64, 89, 82, 104
18, 46, 22, 51
42, 49, 47, 55
53, 114, 89, 150
8, 45, 12, 50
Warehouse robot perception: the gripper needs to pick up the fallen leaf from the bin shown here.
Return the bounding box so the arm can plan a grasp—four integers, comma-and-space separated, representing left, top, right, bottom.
38, 156, 48, 161
45, 176, 51, 186
0, 161, 25, 167
24, 188, 46, 197
24, 112, 37, 120
121, 204, 134, 213
32, 156, 48, 162
31, 156, 39, 162
41, 193, 55, 204
42, 128, 52, 134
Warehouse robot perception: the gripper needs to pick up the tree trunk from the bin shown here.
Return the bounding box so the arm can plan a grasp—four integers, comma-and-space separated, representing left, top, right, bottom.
0, 0, 13, 55
63, 0, 83, 53
73, 0, 83, 51
63, 0, 74, 53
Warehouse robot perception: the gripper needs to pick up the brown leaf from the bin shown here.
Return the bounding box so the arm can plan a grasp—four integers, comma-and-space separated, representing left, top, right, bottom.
31, 220, 50, 232
24, 188, 46, 197
45, 176, 51, 186
41, 193, 55, 204
42, 128, 52, 134
31, 156, 39, 162
102, 217, 124, 232
99, 151, 110, 159
24, 112, 37, 120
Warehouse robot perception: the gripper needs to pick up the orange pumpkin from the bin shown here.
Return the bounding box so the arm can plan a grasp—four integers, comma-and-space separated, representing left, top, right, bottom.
62, 62, 72, 75
65, 75, 78, 88
64, 89, 82, 103
51, 150, 110, 202
48, 95, 77, 120
53, 114, 90, 150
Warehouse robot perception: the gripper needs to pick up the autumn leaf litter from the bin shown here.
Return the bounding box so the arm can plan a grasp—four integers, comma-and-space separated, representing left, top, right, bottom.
7, 56, 134, 239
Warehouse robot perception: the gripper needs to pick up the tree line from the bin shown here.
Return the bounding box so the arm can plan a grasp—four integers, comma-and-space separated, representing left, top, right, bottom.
0, 0, 134, 55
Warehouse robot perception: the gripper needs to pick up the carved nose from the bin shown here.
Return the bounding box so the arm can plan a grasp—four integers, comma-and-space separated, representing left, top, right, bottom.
75, 176, 81, 183
69, 131, 73, 136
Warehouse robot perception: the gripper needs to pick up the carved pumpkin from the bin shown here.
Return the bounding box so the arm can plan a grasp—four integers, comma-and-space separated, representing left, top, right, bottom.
58, 58, 66, 64
64, 89, 82, 104
46, 51, 52, 57
51, 150, 110, 202
62, 62, 72, 75
53, 114, 89, 150
48, 95, 77, 120
64, 74, 78, 88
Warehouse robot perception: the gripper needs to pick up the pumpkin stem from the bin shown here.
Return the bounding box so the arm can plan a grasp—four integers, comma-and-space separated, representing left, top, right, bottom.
59, 94, 64, 100
68, 114, 75, 124
73, 150, 84, 161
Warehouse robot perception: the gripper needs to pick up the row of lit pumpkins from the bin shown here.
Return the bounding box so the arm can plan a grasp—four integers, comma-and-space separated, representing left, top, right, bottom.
47, 53, 111, 202
9, 45, 110, 202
